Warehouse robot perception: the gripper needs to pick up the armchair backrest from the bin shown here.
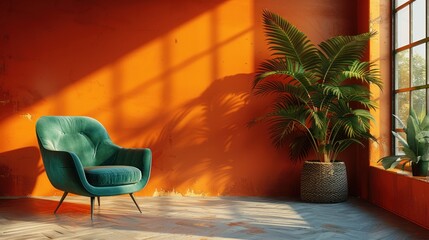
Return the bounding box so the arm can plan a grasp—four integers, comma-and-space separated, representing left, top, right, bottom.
36, 116, 117, 166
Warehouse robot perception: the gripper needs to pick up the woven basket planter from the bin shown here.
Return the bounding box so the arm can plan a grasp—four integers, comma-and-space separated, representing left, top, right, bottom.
300, 161, 348, 203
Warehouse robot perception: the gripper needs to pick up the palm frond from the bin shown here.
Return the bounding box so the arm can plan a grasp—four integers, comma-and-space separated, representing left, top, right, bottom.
262, 10, 321, 71
268, 118, 294, 148
273, 103, 308, 123
319, 32, 375, 82
267, 113, 305, 148
311, 110, 327, 131
253, 80, 290, 96
254, 58, 308, 88
332, 108, 374, 139
321, 84, 344, 98
257, 58, 302, 76
342, 61, 383, 89
289, 133, 313, 161
344, 94, 378, 110
247, 101, 305, 129
273, 94, 308, 111
352, 109, 375, 125
331, 138, 364, 161
309, 85, 336, 109
321, 85, 376, 110
322, 84, 375, 112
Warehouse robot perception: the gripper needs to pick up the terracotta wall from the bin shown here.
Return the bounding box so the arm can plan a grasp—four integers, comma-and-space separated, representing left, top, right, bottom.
370, 168, 429, 229
0, 0, 361, 197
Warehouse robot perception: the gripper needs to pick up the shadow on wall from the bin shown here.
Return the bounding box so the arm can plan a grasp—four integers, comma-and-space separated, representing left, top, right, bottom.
130, 73, 300, 197
0, 146, 41, 196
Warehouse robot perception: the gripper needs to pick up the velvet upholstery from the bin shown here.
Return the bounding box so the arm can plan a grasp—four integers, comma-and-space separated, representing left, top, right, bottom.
84, 166, 142, 187
36, 116, 152, 218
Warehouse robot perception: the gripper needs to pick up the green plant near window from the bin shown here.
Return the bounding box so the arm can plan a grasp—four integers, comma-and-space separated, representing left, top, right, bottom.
252, 10, 383, 163
378, 108, 429, 176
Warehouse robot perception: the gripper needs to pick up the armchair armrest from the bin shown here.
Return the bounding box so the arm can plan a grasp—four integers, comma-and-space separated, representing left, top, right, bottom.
113, 147, 152, 186
41, 148, 92, 196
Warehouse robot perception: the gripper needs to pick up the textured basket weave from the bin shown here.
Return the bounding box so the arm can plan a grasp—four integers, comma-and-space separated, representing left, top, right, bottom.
300, 161, 348, 203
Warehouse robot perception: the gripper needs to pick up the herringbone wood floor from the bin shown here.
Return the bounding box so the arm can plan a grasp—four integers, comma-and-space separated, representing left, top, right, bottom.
0, 196, 428, 239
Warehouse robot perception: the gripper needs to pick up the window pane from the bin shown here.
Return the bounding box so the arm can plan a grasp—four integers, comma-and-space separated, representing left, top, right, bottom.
411, 44, 426, 87
411, 89, 426, 116
395, 50, 410, 89
412, 0, 426, 42
393, 0, 429, 160
396, 7, 410, 49
396, 92, 410, 127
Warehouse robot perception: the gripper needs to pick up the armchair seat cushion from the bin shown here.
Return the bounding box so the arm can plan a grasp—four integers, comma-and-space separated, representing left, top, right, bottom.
84, 166, 142, 187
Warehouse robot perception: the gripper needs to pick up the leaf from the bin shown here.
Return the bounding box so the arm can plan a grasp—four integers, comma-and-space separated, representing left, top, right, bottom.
331, 108, 374, 139
332, 138, 364, 161
420, 115, 429, 130
416, 131, 429, 143
266, 106, 309, 148
406, 115, 420, 153
253, 80, 290, 96
393, 114, 406, 130
253, 58, 317, 89
403, 146, 417, 162
289, 133, 312, 161
262, 10, 320, 71
378, 156, 403, 169
319, 32, 375, 82
392, 131, 408, 148
410, 107, 419, 123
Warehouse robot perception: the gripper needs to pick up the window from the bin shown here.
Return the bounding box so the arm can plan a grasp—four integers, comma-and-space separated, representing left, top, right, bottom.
393, 0, 428, 153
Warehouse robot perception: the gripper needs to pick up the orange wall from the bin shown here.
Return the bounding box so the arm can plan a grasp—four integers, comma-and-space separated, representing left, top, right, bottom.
0, 0, 361, 197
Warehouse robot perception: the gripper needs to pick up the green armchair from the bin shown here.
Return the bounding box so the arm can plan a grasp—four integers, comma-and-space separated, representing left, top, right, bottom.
36, 116, 152, 220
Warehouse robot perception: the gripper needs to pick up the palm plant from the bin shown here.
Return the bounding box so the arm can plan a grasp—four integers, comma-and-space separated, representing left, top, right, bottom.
253, 10, 382, 163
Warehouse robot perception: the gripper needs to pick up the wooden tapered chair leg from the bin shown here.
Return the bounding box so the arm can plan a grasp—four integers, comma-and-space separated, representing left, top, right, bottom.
97, 196, 100, 206
54, 192, 68, 214
90, 196, 95, 220
129, 193, 142, 213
